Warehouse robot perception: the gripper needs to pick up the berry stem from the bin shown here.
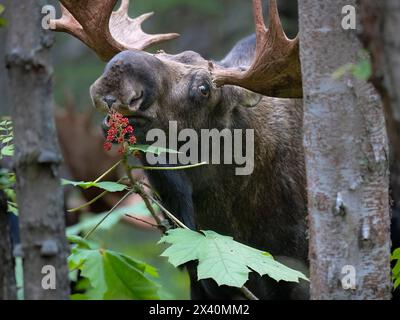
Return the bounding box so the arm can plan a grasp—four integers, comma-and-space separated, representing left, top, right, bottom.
93, 159, 122, 184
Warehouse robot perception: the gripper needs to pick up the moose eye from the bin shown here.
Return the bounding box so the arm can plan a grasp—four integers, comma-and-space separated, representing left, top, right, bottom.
198, 84, 210, 97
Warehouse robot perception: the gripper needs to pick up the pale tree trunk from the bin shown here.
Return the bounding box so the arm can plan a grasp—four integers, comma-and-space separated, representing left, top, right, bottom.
0, 189, 16, 300
298, 0, 391, 299
6, 0, 70, 299
359, 0, 400, 234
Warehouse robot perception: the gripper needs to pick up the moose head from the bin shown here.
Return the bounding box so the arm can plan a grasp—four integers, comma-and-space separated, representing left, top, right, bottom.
51, 0, 302, 141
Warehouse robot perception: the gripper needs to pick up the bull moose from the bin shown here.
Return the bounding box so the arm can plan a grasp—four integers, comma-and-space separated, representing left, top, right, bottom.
51, 0, 309, 299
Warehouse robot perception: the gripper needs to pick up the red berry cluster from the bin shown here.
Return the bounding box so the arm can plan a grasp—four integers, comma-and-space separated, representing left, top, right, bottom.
104, 112, 137, 154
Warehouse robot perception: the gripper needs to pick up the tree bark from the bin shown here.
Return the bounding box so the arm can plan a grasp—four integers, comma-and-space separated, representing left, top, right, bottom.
298, 0, 391, 299
359, 0, 400, 237
0, 189, 16, 300
6, 0, 69, 299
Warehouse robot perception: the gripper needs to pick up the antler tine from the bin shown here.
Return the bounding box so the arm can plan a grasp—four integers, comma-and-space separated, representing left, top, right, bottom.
110, 0, 180, 53
51, 0, 179, 61
212, 0, 302, 99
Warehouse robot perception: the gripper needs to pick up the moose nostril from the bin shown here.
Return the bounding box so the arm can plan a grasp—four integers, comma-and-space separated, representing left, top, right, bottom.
103, 95, 117, 109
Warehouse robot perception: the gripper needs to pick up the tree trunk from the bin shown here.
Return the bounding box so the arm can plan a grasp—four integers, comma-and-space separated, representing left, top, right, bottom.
359, 0, 400, 247
6, 0, 70, 299
298, 0, 391, 299
0, 189, 16, 300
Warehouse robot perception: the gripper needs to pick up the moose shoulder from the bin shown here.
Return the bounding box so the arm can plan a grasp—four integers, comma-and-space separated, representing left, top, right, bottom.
53, 0, 308, 299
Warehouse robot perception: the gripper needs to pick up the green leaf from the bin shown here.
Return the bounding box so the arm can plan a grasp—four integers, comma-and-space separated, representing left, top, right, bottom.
332, 51, 372, 81
1, 136, 13, 144
61, 179, 91, 188
394, 277, 400, 290
1, 145, 14, 157
129, 144, 181, 156
68, 236, 160, 300
7, 202, 18, 216
68, 235, 92, 249
352, 58, 372, 81
61, 179, 126, 192
392, 248, 400, 260
332, 63, 353, 80
159, 229, 308, 288
392, 248, 400, 290
95, 181, 127, 192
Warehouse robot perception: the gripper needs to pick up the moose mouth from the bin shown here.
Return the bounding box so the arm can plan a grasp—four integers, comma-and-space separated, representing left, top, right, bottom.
102, 112, 151, 135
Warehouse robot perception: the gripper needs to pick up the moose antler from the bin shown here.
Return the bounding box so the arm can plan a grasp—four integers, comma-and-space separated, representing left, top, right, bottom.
51, 0, 179, 61
212, 0, 302, 98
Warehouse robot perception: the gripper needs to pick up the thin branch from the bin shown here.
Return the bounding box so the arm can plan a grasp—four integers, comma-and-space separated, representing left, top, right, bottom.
93, 159, 122, 183
68, 190, 109, 213
240, 286, 259, 300
124, 214, 159, 229
83, 190, 134, 239
145, 193, 189, 230
122, 157, 166, 229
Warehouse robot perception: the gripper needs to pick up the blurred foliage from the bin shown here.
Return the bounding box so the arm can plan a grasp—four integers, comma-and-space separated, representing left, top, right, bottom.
393, 248, 400, 290
78, 220, 190, 299
332, 51, 372, 81
66, 203, 189, 299
68, 235, 161, 300
0, 4, 6, 27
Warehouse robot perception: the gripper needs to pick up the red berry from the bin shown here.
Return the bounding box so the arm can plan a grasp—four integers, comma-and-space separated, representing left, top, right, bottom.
129, 135, 137, 144
103, 142, 112, 151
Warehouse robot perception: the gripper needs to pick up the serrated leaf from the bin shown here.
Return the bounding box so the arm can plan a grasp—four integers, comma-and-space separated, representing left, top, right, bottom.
129, 144, 181, 156
160, 229, 308, 288
68, 236, 160, 300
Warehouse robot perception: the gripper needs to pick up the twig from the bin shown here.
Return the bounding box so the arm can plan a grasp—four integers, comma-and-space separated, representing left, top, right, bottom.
68, 190, 109, 213
122, 157, 166, 229
145, 193, 189, 230
124, 214, 159, 229
93, 159, 122, 183
240, 286, 259, 300
83, 190, 133, 239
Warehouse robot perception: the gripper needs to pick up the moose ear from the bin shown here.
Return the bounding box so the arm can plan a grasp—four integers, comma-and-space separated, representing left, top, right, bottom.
235, 88, 263, 108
